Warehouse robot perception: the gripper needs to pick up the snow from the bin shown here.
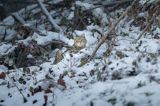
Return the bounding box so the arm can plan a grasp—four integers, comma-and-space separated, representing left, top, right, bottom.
92, 8, 109, 26
67, 12, 74, 20
75, 1, 94, 10
0, 0, 160, 106
0, 43, 13, 56
33, 31, 74, 46
138, 38, 160, 53
37, 0, 62, 32
2, 16, 15, 25
0, 65, 8, 72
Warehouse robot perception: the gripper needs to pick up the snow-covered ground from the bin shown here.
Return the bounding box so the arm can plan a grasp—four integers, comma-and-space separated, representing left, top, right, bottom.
0, 0, 160, 106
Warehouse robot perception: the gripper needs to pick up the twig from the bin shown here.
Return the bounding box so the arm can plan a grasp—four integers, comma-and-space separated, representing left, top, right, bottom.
0, 23, 16, 27
12, 12, 46, 36
12, 13, 26, 24
86, 0, 132, 12
134, 6, 159, 42
36, 0, 62, 32
6, 66, 28, 103
95, 0, 132, 6
90, 0, 137, 60
103, 0, 132, 6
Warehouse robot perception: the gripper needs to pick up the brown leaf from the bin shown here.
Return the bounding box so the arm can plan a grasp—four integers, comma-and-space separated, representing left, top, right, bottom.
45, 88, 52, 94
31, 86, 43, 95
0, 72, 6, 79
115, 51, 125, 59
57, 75, 66, 88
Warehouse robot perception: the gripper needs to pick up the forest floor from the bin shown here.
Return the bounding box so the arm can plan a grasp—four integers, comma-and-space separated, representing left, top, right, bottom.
0, 0, 160, 106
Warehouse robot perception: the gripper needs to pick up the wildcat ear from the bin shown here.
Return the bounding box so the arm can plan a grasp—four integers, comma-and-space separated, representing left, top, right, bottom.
74, 36, 87, 49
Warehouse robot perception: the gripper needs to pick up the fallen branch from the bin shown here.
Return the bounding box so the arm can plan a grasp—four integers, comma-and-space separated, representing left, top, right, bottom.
134, 5, 160, 42
90, 0, 137, 60
36, 0, 62, 32
12, 13, 26, 25
12, 12, 46, 36
86, 0, 132, 12
102, 0, 132, 6
94, 0, 133, 8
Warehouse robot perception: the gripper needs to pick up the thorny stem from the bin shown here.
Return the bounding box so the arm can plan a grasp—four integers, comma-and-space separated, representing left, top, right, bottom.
90, 0, 137, 60
134, 5, 160, 42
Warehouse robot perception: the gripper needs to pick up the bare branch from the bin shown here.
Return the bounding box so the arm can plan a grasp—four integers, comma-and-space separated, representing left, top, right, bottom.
90, 0, 137, 60
36, 0, 62, 32
134, 5, 160, 42
12, 12, 26, 24
102, 0, 132, 6
12, 12, 47, 36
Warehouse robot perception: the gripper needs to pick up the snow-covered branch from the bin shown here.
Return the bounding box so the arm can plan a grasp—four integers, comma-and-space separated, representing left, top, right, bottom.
36, 0, 62, 32
90, 0, 137, 59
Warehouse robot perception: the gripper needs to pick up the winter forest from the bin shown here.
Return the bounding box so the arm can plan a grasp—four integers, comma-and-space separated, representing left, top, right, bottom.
0, 0, 160, 106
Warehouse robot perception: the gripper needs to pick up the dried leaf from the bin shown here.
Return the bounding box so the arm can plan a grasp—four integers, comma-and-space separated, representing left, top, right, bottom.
45, 88, 52, 93
0, 72, 6, 79
54, 50, 63, 64
57, 75, 66, 88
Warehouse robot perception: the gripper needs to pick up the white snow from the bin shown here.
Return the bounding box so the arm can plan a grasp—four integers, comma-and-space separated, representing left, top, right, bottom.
0, 1, 160, 106
33, 31, 74, 46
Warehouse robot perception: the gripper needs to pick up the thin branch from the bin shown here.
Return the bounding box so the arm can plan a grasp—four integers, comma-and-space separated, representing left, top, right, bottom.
36, 0, 62, 32
134, 6, 160, 42
12, 13, 26, 25
102, 0, 132, 6
86, 0, 132, 12
90, 0, 137, 60
12, 12, 46, 36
